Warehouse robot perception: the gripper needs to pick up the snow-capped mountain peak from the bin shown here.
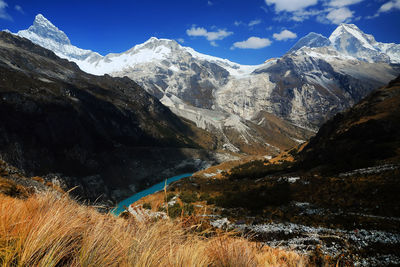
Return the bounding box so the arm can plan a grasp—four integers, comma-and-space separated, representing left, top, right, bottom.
16, 14, 101, 71
287, 23, 399, 64
288, 32, 331, 53
329, 23, 376, 51
22, 14, 71, 45
328, 23, 399, 63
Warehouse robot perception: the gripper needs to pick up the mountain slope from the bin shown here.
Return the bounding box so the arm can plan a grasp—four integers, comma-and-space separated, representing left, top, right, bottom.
299, 74, 400, 172
0, 31, 220, 203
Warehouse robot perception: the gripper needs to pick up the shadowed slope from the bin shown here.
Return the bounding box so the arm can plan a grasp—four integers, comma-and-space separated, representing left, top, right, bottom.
0, 31, 217, 203
299, 74, 400, 172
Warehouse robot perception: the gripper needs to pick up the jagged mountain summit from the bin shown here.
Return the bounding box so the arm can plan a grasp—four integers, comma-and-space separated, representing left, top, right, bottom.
17, 14, 102, 65
288, 32, 331, 53
289, 23, 400, 64
11, 14, 400, 154
329, 23, 400, 64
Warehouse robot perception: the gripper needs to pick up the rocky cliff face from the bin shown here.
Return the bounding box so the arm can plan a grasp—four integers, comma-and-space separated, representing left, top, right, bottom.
0, 31, 221, 204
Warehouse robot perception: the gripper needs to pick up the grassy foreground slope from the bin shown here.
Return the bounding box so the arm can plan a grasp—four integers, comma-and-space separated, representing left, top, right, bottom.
0, 190, 306, 267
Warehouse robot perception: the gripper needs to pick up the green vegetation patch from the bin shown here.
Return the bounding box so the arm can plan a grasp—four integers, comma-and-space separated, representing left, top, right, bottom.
180, 191, 198, 203
228, 160, 294, 180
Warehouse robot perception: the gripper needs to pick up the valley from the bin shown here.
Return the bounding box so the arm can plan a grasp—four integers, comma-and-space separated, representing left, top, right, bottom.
0, 8, 399, 267
129, 75, 400, 265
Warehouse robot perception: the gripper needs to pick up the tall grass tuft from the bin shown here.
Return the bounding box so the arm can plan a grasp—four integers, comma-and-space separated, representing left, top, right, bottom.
0, 191, 307, 266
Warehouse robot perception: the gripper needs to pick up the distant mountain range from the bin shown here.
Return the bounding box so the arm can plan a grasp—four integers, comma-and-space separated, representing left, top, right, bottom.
8, 14, 400, 155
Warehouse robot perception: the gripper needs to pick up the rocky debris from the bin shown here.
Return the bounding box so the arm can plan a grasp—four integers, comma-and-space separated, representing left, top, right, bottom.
236, 222, 400, 266
339, 164, 399, 177
0, 159, 52, 196
210, 217, 230, 228
127, 205, 167, 222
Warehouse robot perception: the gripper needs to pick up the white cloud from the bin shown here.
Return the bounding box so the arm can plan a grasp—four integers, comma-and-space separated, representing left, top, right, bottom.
210, 41, 218, 47
328, 0, 363, 7
0, 0, 11, 20
326, 7, 353, 24
176, 38, 184, 43
232, 37, 272, 49
367, 0, 400, 18
273, 29, 297, 41
265, 0, 318, 12
322, 0, 362, 23
288, 9, 325, 22
207, 1, 213, 6
234, 21, 243, 26
378, 0, 400, 13
15, 4, 23, 13
248, 19, 261, 27
186, 26, 233, 46
263, 0, 361, 24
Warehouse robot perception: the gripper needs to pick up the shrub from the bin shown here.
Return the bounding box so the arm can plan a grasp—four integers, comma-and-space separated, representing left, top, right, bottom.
214, 182, 291, 211
167, 203, 195, 219
180, 191, 198, 203
199, 192, 211, 201
228, 161, 294, 180
142, 202, 151, 210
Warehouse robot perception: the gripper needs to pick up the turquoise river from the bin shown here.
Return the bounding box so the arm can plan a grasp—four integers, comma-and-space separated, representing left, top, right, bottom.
112, 173, 193, 216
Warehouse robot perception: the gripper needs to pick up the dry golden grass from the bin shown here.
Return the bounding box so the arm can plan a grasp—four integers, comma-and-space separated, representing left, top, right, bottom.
0, 191, 307, 266
0, 177, 30, 198
193, 155, 266, 180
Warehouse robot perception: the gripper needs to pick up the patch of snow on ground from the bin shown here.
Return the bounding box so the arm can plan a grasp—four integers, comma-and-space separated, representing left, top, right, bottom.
128, 205, 167, 222
339, 164, 399, 177
210, 218, 230, 228
38, 77, 53, 83
222, 143, 240, 153
236, 222, 400, 264
278, 177, 300, 183
291, 138, 305, 144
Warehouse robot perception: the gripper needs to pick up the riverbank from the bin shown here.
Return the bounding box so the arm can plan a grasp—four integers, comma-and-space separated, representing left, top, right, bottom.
112, 173, 193, 216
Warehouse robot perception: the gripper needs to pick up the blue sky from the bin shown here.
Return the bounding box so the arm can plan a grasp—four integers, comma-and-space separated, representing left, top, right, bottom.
1, 0, 399, 65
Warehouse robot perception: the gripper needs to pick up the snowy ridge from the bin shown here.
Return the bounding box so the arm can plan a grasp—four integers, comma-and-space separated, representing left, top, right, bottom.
288, 32, 331, 53
17, 14, 102, 72
15, 15, 262, 77
329, 23, 376, 51
329, 23, 400, 63
288, 23, 400, 64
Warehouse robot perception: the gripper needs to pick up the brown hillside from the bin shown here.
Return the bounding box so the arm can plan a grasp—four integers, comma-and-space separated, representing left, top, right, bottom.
299, 74, 400, 173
